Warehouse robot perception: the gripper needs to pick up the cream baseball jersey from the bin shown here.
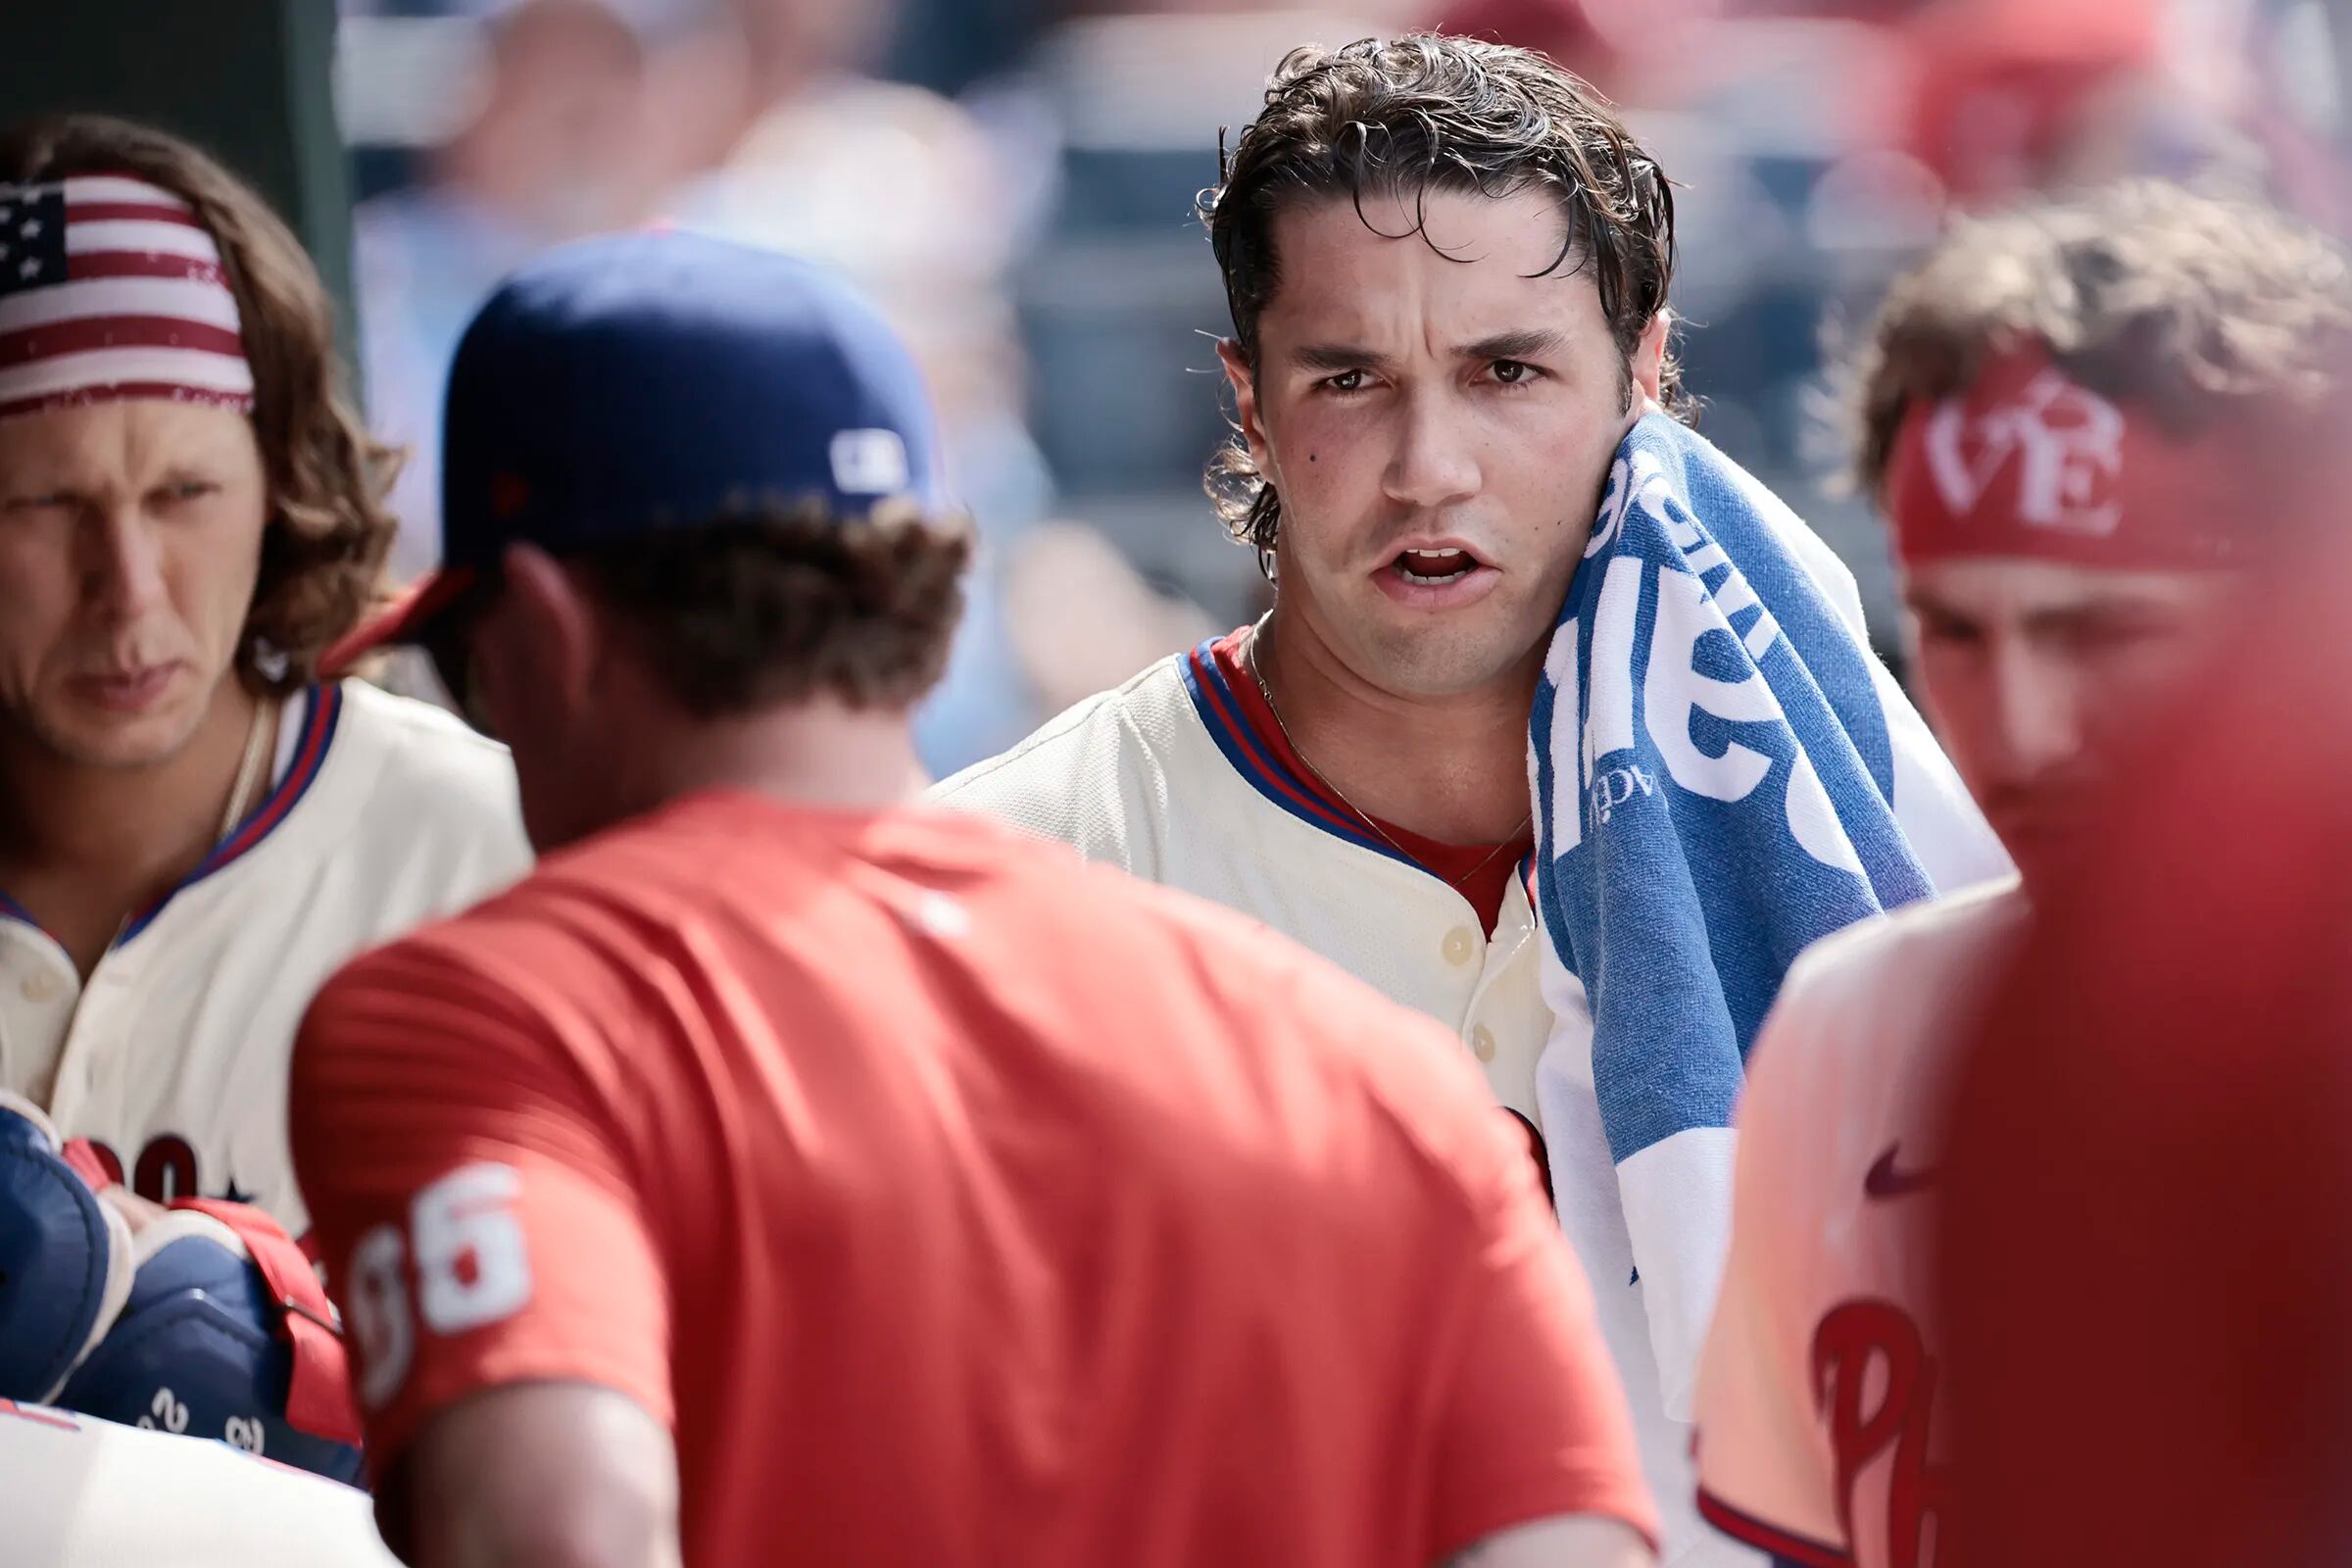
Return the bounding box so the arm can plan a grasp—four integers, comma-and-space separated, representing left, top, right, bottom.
0, 1399, 398, 1566
1692, 878, 2026, 1568
0, 680, 528, 1239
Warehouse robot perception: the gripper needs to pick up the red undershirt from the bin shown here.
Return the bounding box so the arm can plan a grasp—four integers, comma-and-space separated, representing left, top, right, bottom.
1208, 628, 1534, 937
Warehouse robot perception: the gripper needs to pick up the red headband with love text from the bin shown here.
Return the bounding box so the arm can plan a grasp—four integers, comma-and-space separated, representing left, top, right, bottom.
1884, 344, 2242, 573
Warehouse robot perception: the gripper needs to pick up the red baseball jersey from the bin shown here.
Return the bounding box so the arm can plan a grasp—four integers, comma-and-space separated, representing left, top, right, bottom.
289, 791, 1655, 1566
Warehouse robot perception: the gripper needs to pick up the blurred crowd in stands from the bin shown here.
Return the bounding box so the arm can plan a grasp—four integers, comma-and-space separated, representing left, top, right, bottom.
334, 0, 2351, 776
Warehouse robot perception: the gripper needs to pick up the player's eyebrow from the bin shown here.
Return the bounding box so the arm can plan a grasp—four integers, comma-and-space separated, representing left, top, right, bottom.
1288, 342, 1394, 374
1460, 327, 1566, 363
1, 474, 82, 505
2021, 600, 2167, 637
1900, 587, 1974, 626
1287, 330, 1569, 373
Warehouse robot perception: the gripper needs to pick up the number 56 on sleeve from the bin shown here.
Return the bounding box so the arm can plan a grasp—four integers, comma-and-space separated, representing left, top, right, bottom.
343, 1164, 534, 1410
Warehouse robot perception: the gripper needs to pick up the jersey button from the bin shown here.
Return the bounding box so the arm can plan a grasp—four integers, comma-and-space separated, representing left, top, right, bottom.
1470, 1024, 1497, 1063
20, 970, 60, 1004
1441, 927, 1476, 966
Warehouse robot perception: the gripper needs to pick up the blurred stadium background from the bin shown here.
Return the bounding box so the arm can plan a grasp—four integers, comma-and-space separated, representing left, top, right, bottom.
221, 0, 2352, 772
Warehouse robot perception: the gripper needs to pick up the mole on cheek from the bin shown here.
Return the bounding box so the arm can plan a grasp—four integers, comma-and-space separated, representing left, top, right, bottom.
1308, 453, 1318, 463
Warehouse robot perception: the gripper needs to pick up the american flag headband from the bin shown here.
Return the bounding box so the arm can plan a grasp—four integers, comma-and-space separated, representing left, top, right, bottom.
0, 174, 254, 422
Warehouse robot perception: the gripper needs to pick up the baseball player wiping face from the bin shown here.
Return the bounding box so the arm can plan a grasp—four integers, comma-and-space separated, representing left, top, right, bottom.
1215, 178, 1667, 721
935, 39, 2017, 1568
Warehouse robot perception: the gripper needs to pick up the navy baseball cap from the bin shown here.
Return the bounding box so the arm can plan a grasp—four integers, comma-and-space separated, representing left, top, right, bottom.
324, 229, 940, 672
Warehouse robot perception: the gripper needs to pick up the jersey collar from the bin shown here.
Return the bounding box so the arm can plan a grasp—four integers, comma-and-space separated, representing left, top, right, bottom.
118, 683, 343, 943
0, 684, 344, 949
1179, 633, 1416, 867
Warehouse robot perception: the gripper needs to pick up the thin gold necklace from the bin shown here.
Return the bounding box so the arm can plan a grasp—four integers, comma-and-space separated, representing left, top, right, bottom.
216, 696, 274, 839
1241, 618, 1532, 890
95, 696, 276, 953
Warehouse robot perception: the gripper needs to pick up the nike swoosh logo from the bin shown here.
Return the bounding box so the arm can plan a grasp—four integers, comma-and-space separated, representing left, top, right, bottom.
1864, 1145, 1938, 1199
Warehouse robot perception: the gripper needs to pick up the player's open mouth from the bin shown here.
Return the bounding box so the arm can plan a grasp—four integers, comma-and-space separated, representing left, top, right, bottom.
1394, 547, 1477, 584
1374, 542, 1500, 609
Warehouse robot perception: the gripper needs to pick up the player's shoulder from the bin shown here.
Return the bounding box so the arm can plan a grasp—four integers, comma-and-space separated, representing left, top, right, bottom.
329, 678, 517, 807
360, 790, 807, 974
961, 812, 1447, 1044
290, 680, 530, 904
1748, 875, 2027, 1099
1785, 873, 2027, 1004
295, 860, 600, 1102
927, 650, 1206, 867
319, 680, 523, 846
931, 650, 1195, 801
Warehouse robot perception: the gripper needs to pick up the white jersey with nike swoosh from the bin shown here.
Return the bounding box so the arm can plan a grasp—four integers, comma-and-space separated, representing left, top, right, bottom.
0, 1399, 400, 1565
1691, 876, 2026, 1568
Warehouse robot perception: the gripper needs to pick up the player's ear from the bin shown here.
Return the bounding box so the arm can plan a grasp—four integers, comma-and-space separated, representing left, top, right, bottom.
479, 542, 597, 728
1630, 311, 1669, 410
1217, 338, 1275, 476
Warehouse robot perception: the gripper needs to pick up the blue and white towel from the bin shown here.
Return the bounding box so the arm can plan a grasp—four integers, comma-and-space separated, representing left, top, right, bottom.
1529, 414, 2005, 1426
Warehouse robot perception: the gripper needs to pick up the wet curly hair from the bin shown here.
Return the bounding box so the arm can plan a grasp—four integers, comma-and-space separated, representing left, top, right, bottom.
1851, 181, 2352, 499
0, 113, 401, 694
1199, 32, 1684, 554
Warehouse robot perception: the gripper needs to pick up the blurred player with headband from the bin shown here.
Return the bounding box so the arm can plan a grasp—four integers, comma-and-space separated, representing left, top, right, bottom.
1690, 180, 2352, 1568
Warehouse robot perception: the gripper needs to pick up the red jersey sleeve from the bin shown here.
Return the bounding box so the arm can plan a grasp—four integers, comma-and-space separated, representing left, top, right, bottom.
288, 935, 671, 1481
1426, 1109, 1661, 1559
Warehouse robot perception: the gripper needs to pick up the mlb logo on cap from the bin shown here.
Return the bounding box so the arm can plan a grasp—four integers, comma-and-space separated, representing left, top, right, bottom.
326, 230, 942, 670
830, 429, 910, 496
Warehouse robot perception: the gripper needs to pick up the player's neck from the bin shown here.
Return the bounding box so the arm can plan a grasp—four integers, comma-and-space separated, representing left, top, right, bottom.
616, 698, 929, 820
1252, 607, 1539, 846
0, 677, 269, 970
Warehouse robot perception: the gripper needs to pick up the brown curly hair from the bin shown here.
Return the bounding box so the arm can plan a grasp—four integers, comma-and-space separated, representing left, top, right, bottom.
1851, 181, 2352, 500
1199, 33, 1684, 554
0, 114, 401, 695
567, 500, 973, 717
